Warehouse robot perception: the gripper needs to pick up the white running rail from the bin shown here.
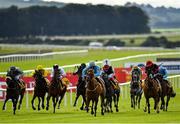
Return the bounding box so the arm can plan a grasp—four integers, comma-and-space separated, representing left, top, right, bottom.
0, 75, 179, 109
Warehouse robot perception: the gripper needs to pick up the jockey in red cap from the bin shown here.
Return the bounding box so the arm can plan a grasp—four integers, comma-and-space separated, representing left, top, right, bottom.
145, 60, 159, 78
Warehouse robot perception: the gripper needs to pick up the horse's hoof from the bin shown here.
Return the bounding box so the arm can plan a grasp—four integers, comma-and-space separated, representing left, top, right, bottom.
148, 111, 150, 114
80, 107, 83, 110
157, 110, 160, 114
18, 105, 21, 110
2, 107, 5, 110
42, 105, 45, 109
131, 105, 133, 108
46, 107, 49, 111
116, 109, 119, 112
57, 106, 60, 109
38, 108, 40, 111
73, 104, 76, 107
32, 107, 36, 110
144, 109, 146, 112
91, 111, 94, 115
101, 112, 104, 115
111, 110, 113, 113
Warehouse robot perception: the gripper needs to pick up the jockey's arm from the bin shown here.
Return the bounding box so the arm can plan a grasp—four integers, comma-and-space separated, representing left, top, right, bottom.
60, 68, 66, 78
82, 67, 87, 80
94, 66, 101, 77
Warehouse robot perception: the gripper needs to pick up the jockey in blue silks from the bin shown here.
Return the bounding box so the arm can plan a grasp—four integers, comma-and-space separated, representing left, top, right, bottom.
159, 66, 168, 80
82, 61, 101, 79
82, 61, 104, 87
158, 65, 176, 97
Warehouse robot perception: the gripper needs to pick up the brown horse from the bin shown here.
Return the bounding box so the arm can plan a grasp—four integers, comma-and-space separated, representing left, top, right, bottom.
85, 69, 106, 116
142, 77, 161, 114
46, 69, 66, 113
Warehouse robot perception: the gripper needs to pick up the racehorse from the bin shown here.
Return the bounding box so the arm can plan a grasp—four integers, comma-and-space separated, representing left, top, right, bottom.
101, 73, 113, 113
73, 79, 86, 110
85, 69, 106, 116
31, 70, 48, 111
142, 76, 161, 114
2, 77, 21, 115
156, 75, 176, 111
130, 71, 143, 109
111, 78, 120, 112
46, 69, 66, 113
73, 65, 86, 110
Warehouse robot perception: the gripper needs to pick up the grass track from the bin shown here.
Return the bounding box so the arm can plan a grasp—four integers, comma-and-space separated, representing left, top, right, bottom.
0, 87, 179, 123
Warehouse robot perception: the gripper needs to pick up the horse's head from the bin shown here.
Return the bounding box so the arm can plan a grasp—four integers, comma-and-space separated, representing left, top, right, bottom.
87, 69, 94, 79
6, 76, 19, 89
34, 70, 43, 80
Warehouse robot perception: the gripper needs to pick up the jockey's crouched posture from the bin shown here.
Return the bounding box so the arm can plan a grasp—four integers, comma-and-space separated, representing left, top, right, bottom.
101, 59, 119, 90
73, 63, 86, 89
145, 60, 176, 96
145, 60, 162, 89
82, 61, 104, 88
130, 65, 142, 88
32, 65, 50, 90
6, 66, 25, 89
51, 64, 67, 90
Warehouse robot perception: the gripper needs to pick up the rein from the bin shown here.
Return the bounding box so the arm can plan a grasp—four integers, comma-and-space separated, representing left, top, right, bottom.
87, 84, 99, 92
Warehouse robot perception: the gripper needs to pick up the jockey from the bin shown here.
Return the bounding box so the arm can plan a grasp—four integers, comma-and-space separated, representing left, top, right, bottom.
51, 64, 66, 79
51, 64, 66, 88
73, 63, 86, 87
159, 66, 176, 95
101, 59, 118, 88
145, 60, 162, 89
130, 65, 142, 88
82, 61, 102, 85
32, 65, 50, 86
6, 66, 25, 89
145, 60, 159, 78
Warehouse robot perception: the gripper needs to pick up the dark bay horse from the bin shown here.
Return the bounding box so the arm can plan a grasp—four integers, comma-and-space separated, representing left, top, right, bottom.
156, 75, 176, 111
111, 78, 120, 112
73, 65, 86, 110
46, 69, 66, 113
31, 70, 48, 111
101, 73, 113, 113
142, 77, 162, 114
2, 77, 20, 115
130, 71, 143, 109
85, 69, 106, 116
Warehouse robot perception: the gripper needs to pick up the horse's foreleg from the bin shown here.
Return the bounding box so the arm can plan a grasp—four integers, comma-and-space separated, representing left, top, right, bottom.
100, 95, 104, 115
131, 94, 135, 109
12, 98, 18, 115
41, 96, 45, 109
38, 97, 41, 111
82, 94, 87, 110
52, 97, 56, 113
86, 97, 90, 113
2, 96, 9, 110
73, 93, 80, 107
138, 94, 142, 109
94, 100, 98, 117
31, 95, 37, 110
91, 100, 94, 115
116, 92, 120, 112
155, 97, 160, 113
166, 95, 170, 111
58, 92, 66, 109
18, 92, 24, 110
46, 94, 51, 111
160, 96, 165, 111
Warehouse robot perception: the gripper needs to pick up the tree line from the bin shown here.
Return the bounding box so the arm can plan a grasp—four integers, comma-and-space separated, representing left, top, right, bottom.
0, 4, 150, 37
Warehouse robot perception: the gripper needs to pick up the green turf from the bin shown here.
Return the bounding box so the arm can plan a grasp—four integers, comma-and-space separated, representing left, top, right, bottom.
1, 49, 180, 72
0, 84, 179, 123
